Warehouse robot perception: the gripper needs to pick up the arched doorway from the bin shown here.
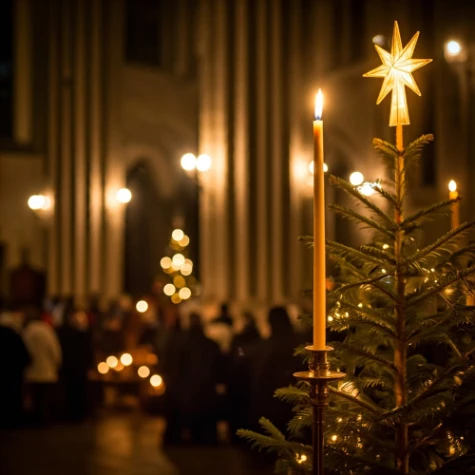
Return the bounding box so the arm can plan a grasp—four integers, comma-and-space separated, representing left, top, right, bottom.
124, 161, 174, 296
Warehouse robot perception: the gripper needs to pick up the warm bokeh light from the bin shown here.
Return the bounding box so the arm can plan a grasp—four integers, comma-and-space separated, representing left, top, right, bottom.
28, 194, 49, 210
163, 283, 176, 296
106, 355, 118, 368
309, 161, 328, 175
97, 362, 109, 375
445, 40, 463, 59
172, 253, 185, 267
173, 275, 186, 288
120, 353, 133, 366
116, 188, 132, 203
196, 154, 212, 172
181, 153, 197, 171
372, 34, 386, 47
160, 256, 172, 269
314, 89, 324, 120
180, 262, 192, 276
178, 287, 191, 300
448, 180, 457, 192
178, 235, 190, 247
138, 366, 150, 378
136, 300, 148, 313
150, 374, 163, 388
171, 294, 181, 304
171, 229, 184, 242
297, 454, 307, 464
349, 171, 364, 186
359, 182, 376, 196
331, 434, 338, 442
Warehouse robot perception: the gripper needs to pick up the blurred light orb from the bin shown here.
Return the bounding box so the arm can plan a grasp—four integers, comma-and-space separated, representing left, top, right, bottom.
173, 275, 186, 288
150, 374, 163, 388
172, 253, 185, 267
138, 366, 150, 378
97, 362, 109, 375
106, 355, 118, 368
196, 154, 212, 172
171, 294, 181, 304
178, 235, 190, 247
181, 153, 197, 171
180, 263, 193, 276
28, 194, 47, 210
308, 161, 328, 175
372, 34, 386, 47
116, 188, 132, 203
171, 229, 184, 242
160, 256, 172, 269
446, 40, 462, 57
179, 287, 192, 300
359, 182, 375, 196
136, 300, 148, 313
448, 179, 457, 192
164, 284, 176, 296
120, 353, 133, 366
349, 171, 364, 186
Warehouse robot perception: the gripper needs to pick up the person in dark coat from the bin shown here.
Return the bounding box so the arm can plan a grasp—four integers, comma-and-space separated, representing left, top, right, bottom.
57, 308, 94, 421
228, 311, 262, 440
0, 307, 30, 428
171, 312, 223, 445
249, 306, 302, 433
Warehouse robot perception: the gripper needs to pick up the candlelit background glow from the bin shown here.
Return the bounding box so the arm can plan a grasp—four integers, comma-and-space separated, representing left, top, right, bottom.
1, 0, 475, 473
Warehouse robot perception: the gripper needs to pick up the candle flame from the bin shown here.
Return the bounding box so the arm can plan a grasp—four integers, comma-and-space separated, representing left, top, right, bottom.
315, 89, 324, 120
448, 180, 457, 192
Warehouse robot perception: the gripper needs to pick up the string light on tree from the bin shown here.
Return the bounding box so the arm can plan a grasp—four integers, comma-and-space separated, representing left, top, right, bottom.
159, 229, 198, 303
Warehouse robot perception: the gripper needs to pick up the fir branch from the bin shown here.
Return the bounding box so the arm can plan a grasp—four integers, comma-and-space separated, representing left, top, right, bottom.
332, 341, 398, 374
274, 385, 310, 405
407, 266, 475, 307
327, 240, 389, 266
328, 387, 384, 416
329, 175, 397, 228
330, 203, 396, 239
404, 134, 435, 163
401, 199, 455, 230
404, 222, 474, 267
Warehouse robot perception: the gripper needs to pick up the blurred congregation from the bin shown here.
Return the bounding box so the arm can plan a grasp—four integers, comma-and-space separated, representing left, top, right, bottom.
0, 260, 309, 446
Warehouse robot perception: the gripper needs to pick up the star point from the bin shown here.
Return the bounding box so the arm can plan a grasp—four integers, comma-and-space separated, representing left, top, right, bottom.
363, 21, 432, 126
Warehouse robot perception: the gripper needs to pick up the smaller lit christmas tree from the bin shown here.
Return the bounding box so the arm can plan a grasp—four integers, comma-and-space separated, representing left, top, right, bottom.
159, 228, 197, 304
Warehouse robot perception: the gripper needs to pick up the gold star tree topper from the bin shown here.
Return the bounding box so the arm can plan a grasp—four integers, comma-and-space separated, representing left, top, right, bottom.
364, 21, 432, 126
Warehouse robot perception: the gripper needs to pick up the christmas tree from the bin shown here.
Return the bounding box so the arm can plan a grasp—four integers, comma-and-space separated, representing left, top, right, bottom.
158, 228, 197, 304
238, 22, 475, 475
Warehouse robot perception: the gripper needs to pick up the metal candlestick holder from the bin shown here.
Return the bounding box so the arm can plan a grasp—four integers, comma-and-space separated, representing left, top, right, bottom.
294, 346, 345, 475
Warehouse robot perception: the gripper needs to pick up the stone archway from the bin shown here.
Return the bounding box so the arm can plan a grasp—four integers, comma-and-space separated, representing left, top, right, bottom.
123, 160, 174, 297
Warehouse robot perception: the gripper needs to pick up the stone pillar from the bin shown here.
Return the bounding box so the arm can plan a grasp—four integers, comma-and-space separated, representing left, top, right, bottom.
13, 0, 33, 145
255, 0, 270, 303
89, 0, 105, 297
47, 0, 60, 296
59, 0, 73, 295
103, 0, 125, 303
73, 0, 87, 304
233, 0, 250, 304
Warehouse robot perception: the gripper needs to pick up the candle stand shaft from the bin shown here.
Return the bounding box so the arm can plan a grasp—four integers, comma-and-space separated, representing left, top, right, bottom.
294, 347, 345, 475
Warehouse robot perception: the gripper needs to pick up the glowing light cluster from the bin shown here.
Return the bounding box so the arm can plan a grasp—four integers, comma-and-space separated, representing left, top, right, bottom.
150, 374, 163, 388
28, 194, 51, 211
180, 153, 212, 172
120, 353, 133, 366
160, 229, 196, 304
136, 300, 148, 313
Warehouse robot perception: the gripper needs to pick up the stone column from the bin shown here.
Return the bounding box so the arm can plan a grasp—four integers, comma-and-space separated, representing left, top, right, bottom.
73, 0, 87, 304
88, 0, 105, 297
233, 0, 250, 304
13, 0, 33, 145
